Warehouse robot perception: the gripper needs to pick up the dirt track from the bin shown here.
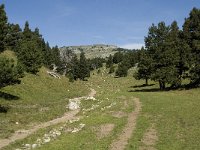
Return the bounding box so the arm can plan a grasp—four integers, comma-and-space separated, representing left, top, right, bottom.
110, 97, 142, 150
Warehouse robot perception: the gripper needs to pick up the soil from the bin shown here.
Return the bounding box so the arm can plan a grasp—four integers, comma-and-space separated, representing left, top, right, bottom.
139, 125, 158, 150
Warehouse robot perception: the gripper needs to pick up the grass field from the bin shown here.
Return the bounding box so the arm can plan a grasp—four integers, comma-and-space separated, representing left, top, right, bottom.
1, 62, 200, 150
0, 51, 89, 139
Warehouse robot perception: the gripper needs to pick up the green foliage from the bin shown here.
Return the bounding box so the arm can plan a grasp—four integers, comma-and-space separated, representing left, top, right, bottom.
106, 54, 113, 68
68, 72, 74, 82
134, 47, 153, 85
88, 57, 105, 70
69, 54, 79, 80
109, 64, 115, 74
16, 39, 43, 74
0, 4, 8, 52
144, 22, 181, 89
0, 56, 23, 88
115, 63, 128, 77
5, 23, 22, 51
113, 51, 123, 64
183, 8, 200, 86
79, 52, 90, 80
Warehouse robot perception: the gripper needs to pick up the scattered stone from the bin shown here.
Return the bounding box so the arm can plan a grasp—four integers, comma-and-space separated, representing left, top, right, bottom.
43, 137, 51, 143
32, 144, 37, 149
71, 128, 79, 133
68, 101, 80, 110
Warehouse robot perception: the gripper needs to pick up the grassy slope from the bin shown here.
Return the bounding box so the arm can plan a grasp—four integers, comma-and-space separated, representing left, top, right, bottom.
1, 57, 200, 149
0, 51, 89, 139
40, 68, 200, 150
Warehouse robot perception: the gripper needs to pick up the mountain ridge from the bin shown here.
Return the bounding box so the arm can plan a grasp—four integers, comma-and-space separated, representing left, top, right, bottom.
59, 44, 118, 59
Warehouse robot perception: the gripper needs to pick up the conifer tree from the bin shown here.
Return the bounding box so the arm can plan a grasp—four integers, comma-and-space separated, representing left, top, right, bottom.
16, 21, 43, 74
145, 22, 179, 89
70, 54, 79, 80
134, 47, 153, 85
79, 52, 90, 80
183, 8, 200, 86
113, 51, 123, 64
106, 54, 113, 68
115, 63, 128, 77
6, 23, 22, 50
0, 56, 24, 88
0, 4, 8, 52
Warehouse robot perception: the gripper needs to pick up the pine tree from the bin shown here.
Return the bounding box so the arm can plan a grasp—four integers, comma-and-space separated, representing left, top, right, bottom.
145, 22, 180, 90
109, 64, 115, 74
43, 42, 53, 67
134, 47, 153, 85
16, 22, 43, 74
16, 40, 43, 74
6, 23, 22, 50
183, 8, 200, 86
69, 54, 79, 80
115, 63, 128, 77
106, 54, 113, 68
0, 4, 8, 52
23, 21, 32, 40
113, 51, 123, 64
166, 21, 186, 87
79, 52, 90, 80
0, 56, 24, 88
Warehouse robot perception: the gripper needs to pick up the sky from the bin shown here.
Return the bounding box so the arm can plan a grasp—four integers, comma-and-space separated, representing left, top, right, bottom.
1, 0, 200, 49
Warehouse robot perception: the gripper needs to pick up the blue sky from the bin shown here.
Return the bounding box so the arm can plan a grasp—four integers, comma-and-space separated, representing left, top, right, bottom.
1, 0, 200, 49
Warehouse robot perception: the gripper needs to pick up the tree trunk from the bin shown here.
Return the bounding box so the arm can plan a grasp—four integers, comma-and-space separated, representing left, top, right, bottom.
159, 80, 162, 90
159, 80, 165, 90
145, 78, 148, 85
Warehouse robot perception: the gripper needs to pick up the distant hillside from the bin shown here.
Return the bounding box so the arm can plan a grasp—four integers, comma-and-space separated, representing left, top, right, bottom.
59, 44, 119, 59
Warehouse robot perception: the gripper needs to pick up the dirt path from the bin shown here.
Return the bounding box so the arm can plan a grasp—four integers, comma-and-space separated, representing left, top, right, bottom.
139, 124, 158, 150
110, 97, 141, 150
0, 89, 96, 149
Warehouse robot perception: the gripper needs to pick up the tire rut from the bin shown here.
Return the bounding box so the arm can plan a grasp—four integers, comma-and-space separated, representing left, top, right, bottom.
110, 97, 142, 150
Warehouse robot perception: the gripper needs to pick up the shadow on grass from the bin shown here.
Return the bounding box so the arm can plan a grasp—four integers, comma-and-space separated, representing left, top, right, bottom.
129, 84, 155, 88
128, 88, 170, 92
128, 83, 200, 92
0, 91, 20, 100
0, 105, 9, 113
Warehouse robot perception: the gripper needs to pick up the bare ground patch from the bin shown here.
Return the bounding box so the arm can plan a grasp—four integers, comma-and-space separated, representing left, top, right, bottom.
139, 125, 158, 150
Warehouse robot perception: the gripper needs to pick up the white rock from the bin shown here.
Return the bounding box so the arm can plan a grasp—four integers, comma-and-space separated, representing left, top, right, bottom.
43, 137, 51, 143
71, 128, 79, 133
79, 123, 85, 128
32, 144, 37, 149
25, 144, 31, 148
36, 138, 42, 144
68, 101, 80, 110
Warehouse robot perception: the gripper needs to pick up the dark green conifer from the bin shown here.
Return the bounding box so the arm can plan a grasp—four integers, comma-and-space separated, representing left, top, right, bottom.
0, 4, 8, 52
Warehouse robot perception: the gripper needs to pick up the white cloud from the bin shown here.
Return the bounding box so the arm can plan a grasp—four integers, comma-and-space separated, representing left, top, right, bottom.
120, 43, 144, 49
